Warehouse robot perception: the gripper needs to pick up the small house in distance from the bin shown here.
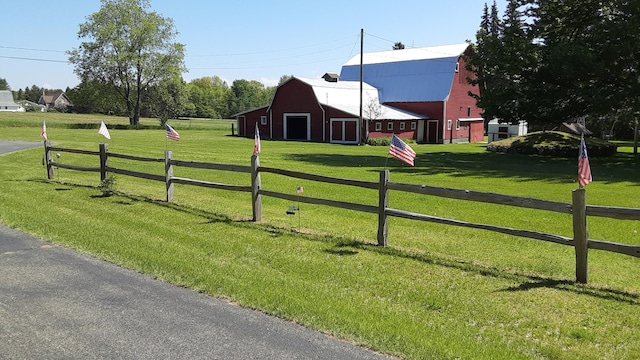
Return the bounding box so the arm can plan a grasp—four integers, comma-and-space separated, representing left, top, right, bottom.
39, 91, 73, 112
0, 90, 24, 112
234, 43, 484, 144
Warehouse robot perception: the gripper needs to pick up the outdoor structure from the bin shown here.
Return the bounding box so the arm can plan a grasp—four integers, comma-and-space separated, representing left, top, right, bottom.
235, 43, 484, 144
0, 90, 24, 112
235, 77, 425, 144
38, 91, 73, 112
487, 119, 528, 143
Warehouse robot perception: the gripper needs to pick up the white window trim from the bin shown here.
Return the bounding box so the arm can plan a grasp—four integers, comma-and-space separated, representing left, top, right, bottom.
375, 122, 382, 131
456, 119, 461, 130
283, 113, 311, 140
399, 122, 405, 130
447, 119, 452, 131
329, 118, 359, 144
411, 122, 416, 130
387, 122, 394, 131
260, 115, 267, 125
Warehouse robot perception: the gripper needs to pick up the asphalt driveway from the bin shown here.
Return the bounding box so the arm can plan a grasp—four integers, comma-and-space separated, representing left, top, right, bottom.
0, 140, 392, 360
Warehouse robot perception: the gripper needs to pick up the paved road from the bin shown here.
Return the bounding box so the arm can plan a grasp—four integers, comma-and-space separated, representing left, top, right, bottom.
0, 141, 393, 360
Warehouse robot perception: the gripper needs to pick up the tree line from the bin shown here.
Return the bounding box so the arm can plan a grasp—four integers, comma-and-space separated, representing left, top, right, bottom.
1, 75, 289, 121
469, 0, 640, 139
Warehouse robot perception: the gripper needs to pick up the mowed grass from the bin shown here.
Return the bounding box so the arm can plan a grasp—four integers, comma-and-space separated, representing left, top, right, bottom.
0, 112, 639, 360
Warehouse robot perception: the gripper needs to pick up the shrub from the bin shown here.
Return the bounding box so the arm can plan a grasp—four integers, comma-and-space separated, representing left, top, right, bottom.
97, 175, 117, 196
367, 137, 391, 146
486, 131, 617, 157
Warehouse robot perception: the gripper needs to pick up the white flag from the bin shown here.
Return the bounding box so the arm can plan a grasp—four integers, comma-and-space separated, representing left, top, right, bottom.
98, 121, 111, 139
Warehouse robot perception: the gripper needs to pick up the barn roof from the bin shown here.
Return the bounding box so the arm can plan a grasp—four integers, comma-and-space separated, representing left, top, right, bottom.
0, 90, 19, 107
339, 43, 469, 103
296, 77, 425, 120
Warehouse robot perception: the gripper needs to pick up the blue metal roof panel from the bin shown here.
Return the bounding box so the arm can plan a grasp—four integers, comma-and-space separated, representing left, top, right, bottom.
339, 57, 458, 102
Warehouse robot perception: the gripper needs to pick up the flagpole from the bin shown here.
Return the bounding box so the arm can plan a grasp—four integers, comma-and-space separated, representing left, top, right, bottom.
383, 133, 394, 170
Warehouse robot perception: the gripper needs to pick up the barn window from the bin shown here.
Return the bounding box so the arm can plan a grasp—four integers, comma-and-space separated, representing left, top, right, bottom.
387, 122, 394, 131
456, 119, 461, 130
399, 122, 405, 130
411, 122, 416, 130
467, 107, 471, 117
447, 120, 452, 130
260, 115, 267, 125
375, 122, 382, 131
455, 62, 459, 72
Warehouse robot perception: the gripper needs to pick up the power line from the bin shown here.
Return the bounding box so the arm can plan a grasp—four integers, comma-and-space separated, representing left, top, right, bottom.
187, 35, 358, 57
0, 45, 65, 53
0, 55, 67, 63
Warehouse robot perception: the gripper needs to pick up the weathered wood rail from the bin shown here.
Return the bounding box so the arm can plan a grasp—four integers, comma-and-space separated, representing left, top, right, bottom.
44, 141, 640, 284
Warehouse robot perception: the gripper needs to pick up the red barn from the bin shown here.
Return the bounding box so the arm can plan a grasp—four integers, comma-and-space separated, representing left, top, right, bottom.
235, 43, 483, 144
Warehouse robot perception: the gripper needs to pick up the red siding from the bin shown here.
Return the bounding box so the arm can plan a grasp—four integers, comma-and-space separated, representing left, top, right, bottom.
385, 102, 444, 143
443, 54, 483, 143
269, 79, 324, 141
237, 107, 269, 138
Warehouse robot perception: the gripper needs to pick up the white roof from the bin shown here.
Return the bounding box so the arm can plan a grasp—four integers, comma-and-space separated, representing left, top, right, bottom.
295, 77, 425, 120
0, 90, 19, 107
343, 43, 469, 66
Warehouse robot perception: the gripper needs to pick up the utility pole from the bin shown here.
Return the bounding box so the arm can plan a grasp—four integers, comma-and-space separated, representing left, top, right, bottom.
359, 28, 364, 145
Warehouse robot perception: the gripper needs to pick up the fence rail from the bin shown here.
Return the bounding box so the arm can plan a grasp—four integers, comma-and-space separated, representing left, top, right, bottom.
43, 141, 640, 284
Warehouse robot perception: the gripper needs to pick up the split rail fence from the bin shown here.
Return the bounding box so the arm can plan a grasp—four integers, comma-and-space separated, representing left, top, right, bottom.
44, 142, 640, 284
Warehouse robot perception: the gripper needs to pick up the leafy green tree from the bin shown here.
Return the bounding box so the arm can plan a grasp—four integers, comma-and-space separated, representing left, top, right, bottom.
228, 79, 272, 117
142, 76, 193, 122
68, 0, 186, 126
24, 85, 39, 103
67, 79, 126, 115
0, 78, 9, 90
278, 75, 293, 86
471, 0, 640, 134
186, 76, 230, 119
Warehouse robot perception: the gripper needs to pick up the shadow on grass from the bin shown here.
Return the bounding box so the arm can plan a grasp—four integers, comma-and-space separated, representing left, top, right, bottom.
285, 151, 640, 185
30, 178, 640, 305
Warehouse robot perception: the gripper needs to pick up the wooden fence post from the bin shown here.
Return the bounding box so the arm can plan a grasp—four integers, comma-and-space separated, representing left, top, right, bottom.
251, 155, 262, 221
44, 140, 54, 180
377, 169, 389, 246
165, 150, 174, 202
572, 188, 588, 283
99, 143, 108, 181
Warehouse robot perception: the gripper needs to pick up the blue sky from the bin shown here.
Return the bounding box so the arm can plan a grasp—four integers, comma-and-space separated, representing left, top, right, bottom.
0, 0, 507, 91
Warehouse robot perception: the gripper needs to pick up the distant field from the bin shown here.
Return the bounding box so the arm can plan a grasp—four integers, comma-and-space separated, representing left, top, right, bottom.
1, 112, 639, 359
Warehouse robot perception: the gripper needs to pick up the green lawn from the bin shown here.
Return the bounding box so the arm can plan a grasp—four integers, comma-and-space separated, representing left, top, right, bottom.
1, 112, 639, 359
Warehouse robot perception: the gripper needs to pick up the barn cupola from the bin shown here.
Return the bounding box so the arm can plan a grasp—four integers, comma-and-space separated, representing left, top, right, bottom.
322, 72, 339, 82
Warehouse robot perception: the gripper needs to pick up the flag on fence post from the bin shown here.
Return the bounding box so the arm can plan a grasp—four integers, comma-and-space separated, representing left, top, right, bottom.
40, 120, 47, 141
253, 123, 261, 155
98, 121, 111, 139
389, 134, 416, 166
166, 123, 180, 141
578, 134, 592, 188
296, 186, 304, 194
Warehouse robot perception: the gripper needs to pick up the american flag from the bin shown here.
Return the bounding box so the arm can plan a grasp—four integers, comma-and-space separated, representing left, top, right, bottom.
253, 123, 261, 155
578, 134, 592, 187
98, 121, 111, 139
40, 120, 47, 140
389, 134, 416, 166
296, 186, 304, 194
166, 124, 180, 141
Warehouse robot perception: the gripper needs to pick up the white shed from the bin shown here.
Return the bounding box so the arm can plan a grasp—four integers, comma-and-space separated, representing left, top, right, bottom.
487, 119, 527, 143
